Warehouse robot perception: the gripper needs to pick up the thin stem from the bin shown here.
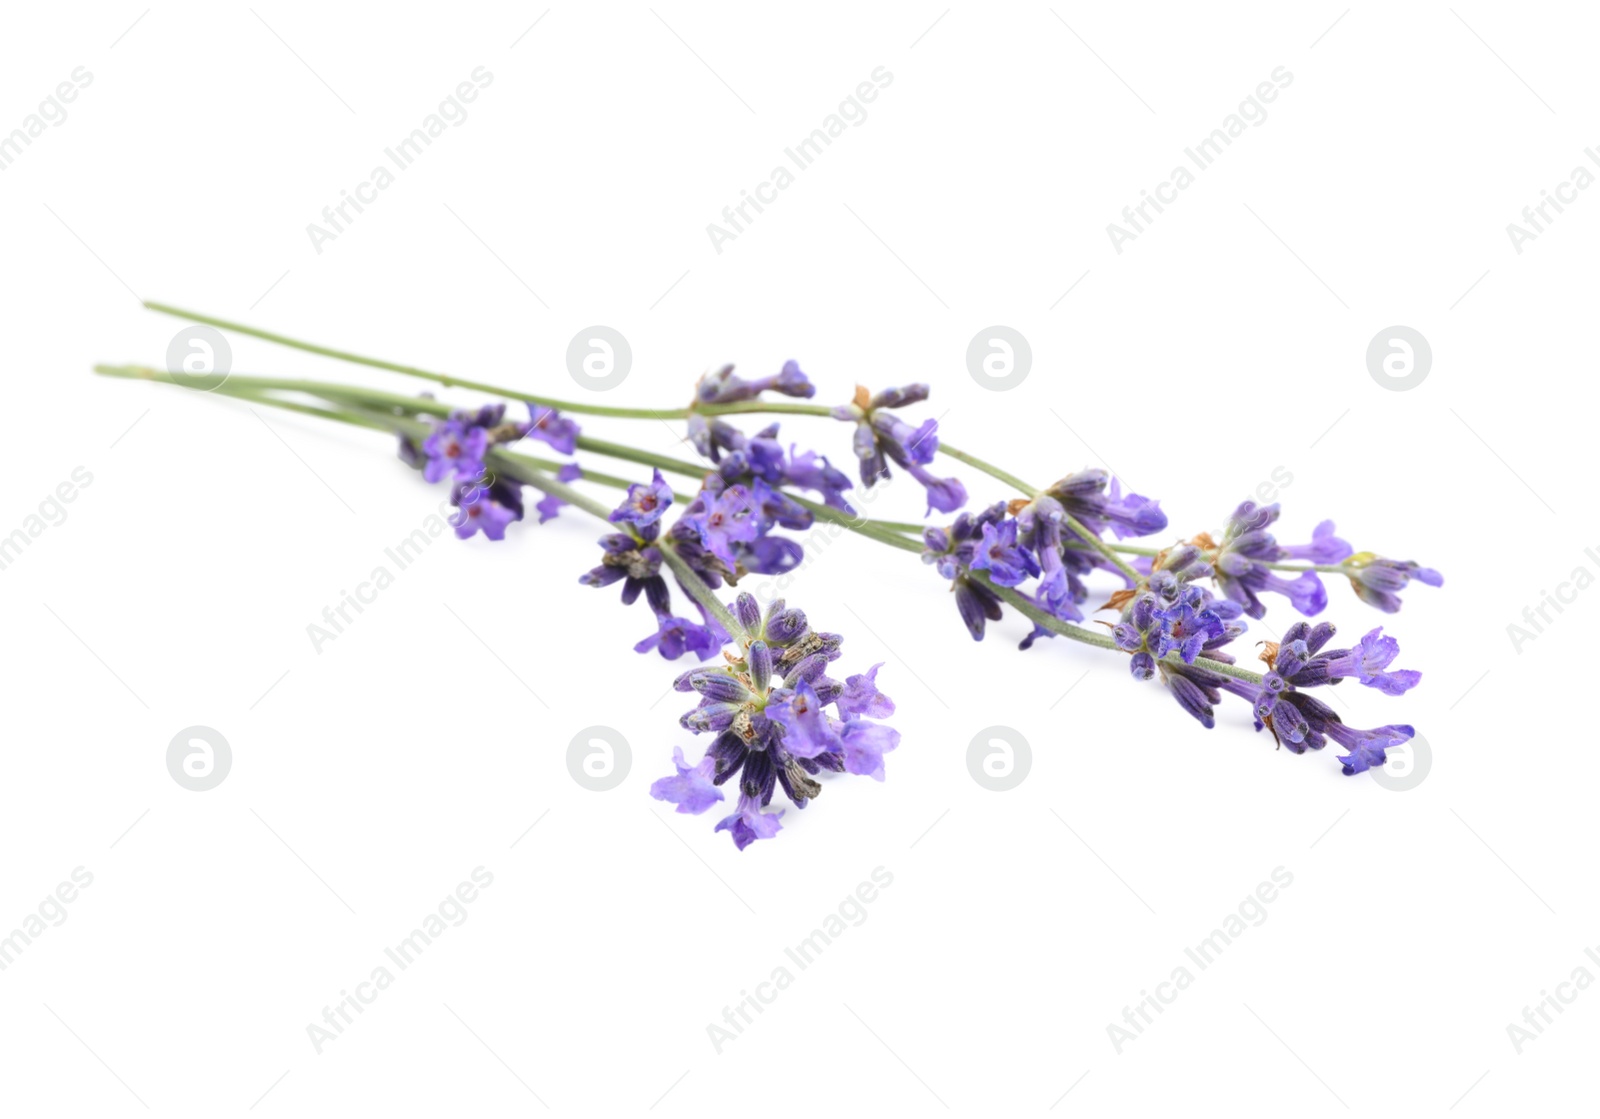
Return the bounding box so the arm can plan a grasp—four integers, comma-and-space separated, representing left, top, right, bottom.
128, 311, 1225, 580
656, 540, 747, 641
131, 309, 1156, 570
784, 494, 925, 554
141, 303, 690, 419
972, 574, 1119, 652
695, 400, 832, 418
94, 364, 931, 549
215, 387, 404, 433
99, 360, 1263, 684
1260, 561, 1352, 575
1073, 536, 1351, 576
935, 440, 1037, 495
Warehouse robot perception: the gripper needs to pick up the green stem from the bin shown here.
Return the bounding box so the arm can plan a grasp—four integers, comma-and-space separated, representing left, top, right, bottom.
935, 440, 1037, 496
1072, 538, 1347, 577
695, 400, 832, 418
129, 310, 1157, 570
141, 303, 690, 419
213, 386, 406, 433
89, 367, 925, 546
656, 540, 748, 641
97, 360, 1267, 684
784, 494, 925, 554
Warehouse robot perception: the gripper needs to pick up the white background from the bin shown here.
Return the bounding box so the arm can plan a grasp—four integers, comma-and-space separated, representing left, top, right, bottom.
0, 2, 1590, 1115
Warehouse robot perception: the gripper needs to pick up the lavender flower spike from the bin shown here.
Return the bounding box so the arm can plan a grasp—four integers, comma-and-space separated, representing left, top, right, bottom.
665, 591, 900, 848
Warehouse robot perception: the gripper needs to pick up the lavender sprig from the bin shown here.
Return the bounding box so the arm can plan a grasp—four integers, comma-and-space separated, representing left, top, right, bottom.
95, 306, 1447, 853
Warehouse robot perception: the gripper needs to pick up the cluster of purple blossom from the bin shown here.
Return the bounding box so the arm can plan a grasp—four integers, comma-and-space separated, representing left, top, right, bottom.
107, 304, 1452, 856
650, 591, 899, 850
922, 489, 1441, 775
400, 400, 583, 540
686, 369, 966, 517
397, 355, 1442, 841
922, 470, 1166, 647
829, 383, 966, 514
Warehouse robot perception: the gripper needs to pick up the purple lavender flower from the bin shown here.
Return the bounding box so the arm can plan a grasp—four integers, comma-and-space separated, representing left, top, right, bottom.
610, 469, 673, 527
421, 420, 488, 483
634, 614, 726, 661
690, 416, 855, 523
451, 402, 506, 429
658, 592, 898, 849
524, 403, 580, 455
686, 414, 747, 462
767, 680, 842, 759
833, 384, 966, 514
923, 504, 1006, 580
1012, 496, 1095, 650
1343, 556, 1444, 613
1045, 469, 1167, 540
1211, 502, 1329, 619
783, 446, 855, 513
649, 746, 725, 814
1018, 575, 1090, 652
772, 360, 814, 397
1328, 722, 1416, 776
714, 793, 785, 850
682, 483, 762, 566
1244, 620, 1421, 774
1319, 627, 1422, 695
839, 718, 900, 781
1280, 520, 1352, 563
953, 578, 1006, 641
579, 525, 670, 614
450, 476, 522, 542
969, 520, 1033, 586
922, 504, 1019, 640
839, 663, 895, 719
1113, 573, 1241, 682
905, 461, 968, 515
745, 425, 789, 483
872, 413, 939, 467
695, 360, 816, 404
535, 463, 583, 523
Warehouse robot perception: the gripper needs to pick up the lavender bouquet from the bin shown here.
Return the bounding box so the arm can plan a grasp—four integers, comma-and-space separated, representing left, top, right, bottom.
97, 304, 1441, 850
